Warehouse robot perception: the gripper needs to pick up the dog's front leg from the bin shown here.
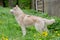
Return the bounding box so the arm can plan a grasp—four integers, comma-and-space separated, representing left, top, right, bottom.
21, 25, 26, 36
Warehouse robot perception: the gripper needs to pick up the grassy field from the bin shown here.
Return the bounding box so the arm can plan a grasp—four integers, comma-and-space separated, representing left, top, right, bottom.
0, 7, 60, 40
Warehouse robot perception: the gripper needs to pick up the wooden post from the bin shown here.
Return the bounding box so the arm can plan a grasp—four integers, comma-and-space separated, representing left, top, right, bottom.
42, 0, 44, 13
36, 0, 38, 11
32, 0, 35, 9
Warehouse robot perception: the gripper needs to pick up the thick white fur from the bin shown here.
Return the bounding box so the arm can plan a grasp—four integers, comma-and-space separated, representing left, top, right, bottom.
10, 5, 55, 36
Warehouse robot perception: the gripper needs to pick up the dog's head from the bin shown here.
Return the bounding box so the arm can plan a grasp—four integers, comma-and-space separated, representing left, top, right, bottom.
10, 5, 24, 16
10, 5, 19, 15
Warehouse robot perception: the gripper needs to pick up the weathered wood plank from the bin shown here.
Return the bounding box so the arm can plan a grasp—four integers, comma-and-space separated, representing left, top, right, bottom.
44, 0, 60, 17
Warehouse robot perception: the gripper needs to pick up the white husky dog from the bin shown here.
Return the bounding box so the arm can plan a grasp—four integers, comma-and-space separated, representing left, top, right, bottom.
10, 5, 55, 36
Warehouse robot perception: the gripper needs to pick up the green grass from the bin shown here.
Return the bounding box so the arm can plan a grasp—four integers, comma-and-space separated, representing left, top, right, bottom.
0, 7, 60, 40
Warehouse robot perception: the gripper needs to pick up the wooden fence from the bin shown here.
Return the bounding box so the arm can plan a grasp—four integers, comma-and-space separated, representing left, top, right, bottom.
32, 0, 60, 17
44, 0, 60, 17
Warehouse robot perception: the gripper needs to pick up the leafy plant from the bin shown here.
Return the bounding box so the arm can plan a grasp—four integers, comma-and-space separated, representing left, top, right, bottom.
18, 0, 31, 9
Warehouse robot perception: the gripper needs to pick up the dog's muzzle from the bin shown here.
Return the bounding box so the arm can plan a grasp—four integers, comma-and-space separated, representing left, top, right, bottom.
10, 9, 13, 13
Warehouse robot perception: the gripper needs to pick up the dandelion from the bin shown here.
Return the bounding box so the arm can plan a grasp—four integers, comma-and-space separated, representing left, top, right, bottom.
2, 34, 8, 40
2, 37, 8, 40
2, 34, 5, 40
5, 37, 8, 40
2, 36, 5, 40
42, 31, 48, 37
57, 33, 60, 36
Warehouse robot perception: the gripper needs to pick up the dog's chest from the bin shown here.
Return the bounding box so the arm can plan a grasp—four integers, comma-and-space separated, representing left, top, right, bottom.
15, 15, 24, 25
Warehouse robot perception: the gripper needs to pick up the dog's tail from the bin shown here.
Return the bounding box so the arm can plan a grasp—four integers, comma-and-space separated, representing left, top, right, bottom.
43, 19, 55, 25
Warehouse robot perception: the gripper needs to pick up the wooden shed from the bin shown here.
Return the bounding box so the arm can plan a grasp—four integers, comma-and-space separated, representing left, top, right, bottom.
32, 0, 60, 17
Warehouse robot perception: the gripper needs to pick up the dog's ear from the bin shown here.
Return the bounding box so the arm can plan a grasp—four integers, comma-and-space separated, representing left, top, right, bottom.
16, 5, 18, 8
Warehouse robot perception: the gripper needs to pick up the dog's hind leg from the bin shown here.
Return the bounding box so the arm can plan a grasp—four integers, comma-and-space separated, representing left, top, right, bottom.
21, 25, 26, 36
34, 21, 48, 33
34, 21, 44, 33
44, 25, 49, 32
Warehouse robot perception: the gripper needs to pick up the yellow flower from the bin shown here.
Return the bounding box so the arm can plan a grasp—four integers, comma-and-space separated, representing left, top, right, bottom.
2, 34, 5, 40
2, 34, 8, 40
2, 36, 8, 40
5, 37, 8, 40
57, 33, 60, 36
2, 36, 5, 40
42, 31, 48, 37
